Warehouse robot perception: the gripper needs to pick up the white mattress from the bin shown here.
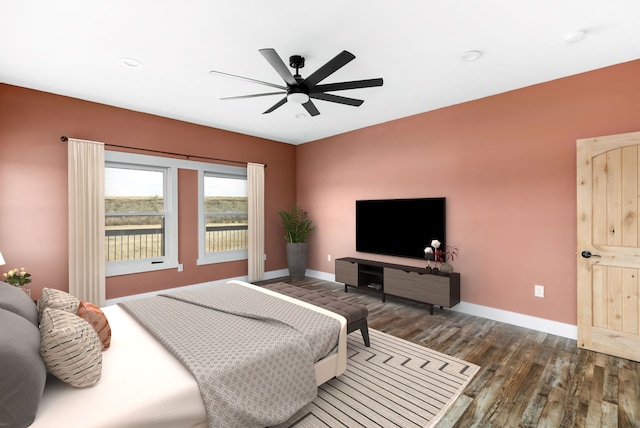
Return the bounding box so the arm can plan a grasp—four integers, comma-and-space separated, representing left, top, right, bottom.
33, 304, 208, 428
32, 281, 346, 428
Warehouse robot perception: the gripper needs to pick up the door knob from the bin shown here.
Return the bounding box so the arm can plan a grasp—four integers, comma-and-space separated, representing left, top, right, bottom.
581, 250, 601, 259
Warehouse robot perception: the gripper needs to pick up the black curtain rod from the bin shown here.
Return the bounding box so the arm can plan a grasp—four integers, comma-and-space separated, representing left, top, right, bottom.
60, 136, 266, 167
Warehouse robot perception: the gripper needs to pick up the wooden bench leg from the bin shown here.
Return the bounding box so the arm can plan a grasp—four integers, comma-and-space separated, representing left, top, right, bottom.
361, 322, 370, 347
348, 318, 370, 347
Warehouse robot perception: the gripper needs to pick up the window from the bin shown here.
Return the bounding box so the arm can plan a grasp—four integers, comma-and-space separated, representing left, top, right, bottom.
198, 168, 248, 265
105, 152, 178, 276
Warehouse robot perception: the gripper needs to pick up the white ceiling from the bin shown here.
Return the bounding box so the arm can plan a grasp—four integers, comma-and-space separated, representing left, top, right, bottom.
1, 1, 639, 145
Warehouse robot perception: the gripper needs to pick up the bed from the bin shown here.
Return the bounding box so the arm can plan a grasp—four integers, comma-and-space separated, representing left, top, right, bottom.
1, 280, 346, 428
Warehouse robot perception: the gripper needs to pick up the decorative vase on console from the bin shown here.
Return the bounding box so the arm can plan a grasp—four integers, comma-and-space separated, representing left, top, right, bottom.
439, 261, 454, 274
437, 242, 459, 275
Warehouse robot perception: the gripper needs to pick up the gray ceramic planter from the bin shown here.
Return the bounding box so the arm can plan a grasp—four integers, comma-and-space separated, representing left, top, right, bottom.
286, 242, 308, 280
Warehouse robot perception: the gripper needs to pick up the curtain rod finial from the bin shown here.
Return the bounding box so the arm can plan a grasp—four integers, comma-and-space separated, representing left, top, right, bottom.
61, 136, 68, 142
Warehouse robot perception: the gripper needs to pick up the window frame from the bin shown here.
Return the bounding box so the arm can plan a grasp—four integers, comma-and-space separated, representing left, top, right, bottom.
197, 165, 248, 266
105, 151, 179, 277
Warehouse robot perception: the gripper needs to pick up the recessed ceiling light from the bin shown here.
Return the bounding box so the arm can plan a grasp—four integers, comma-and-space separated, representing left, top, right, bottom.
294, 113, 307, 119
461, 50, 482, 62
564, 31, 587, 44
120, 57, 143, 68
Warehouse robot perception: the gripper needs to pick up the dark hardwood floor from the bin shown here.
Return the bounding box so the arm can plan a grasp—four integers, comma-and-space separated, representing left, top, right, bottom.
258, 276, 640, 428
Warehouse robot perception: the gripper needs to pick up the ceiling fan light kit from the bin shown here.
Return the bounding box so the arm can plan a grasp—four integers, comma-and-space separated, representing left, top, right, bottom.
287, 89, 310, 104
210, 48, 383, 117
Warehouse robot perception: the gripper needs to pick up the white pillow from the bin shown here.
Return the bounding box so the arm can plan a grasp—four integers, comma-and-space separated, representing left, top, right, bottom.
38, 287, 80, 318
39, 307, 102, 387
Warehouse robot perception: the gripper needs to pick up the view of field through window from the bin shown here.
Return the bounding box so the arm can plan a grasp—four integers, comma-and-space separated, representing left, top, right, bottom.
203, 175, 248, 254
105, 166, 248, 262
203, 196, 248, 253
105, 196, 248, 261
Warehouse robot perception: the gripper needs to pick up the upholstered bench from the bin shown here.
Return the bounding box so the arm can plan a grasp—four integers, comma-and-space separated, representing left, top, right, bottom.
262, 282, 370, 347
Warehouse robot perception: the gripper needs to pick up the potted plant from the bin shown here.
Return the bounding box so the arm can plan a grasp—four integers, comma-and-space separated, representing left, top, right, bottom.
278, 204, 315, 280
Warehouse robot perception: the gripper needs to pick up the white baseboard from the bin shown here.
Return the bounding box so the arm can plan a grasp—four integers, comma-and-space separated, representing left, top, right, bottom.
306, 269, 336, 282
264, 269, 289, 280
449, 302, 577, 340
305, 271, 578, 341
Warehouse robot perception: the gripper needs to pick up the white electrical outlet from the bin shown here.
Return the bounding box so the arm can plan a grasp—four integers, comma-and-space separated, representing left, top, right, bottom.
177, 264, 183, 272
328, 254, 332, 262
263, 254, 267, 261
534, 284, 544, 298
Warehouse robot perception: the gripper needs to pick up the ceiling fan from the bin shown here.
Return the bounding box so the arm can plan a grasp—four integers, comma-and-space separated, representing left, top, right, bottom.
209, 48, 383, 117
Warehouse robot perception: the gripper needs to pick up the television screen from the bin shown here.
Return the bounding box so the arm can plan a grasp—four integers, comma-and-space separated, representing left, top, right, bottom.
356, 198, 446, 260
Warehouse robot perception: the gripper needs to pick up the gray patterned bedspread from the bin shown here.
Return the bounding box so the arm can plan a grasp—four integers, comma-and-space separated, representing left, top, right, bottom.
119, 282, 341, 428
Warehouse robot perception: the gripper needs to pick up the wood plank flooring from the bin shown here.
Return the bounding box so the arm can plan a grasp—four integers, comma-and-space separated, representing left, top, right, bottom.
257, 276, 640, 428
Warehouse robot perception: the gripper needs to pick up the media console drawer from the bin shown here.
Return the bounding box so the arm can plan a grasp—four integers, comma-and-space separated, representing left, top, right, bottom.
383, 268, 414, 299
335, 259, 358, 285
415, 273, 460, 307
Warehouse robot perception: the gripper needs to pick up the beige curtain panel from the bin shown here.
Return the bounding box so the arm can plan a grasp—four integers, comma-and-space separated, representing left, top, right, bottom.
68, 138, 105, 306
247, 162, 265, 282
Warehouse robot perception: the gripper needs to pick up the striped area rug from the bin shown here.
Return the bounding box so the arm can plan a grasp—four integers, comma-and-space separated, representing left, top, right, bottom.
276, 329, 479, 428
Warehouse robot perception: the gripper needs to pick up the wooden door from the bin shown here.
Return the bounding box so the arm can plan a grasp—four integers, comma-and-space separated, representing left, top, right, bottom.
577, 131, 640, 362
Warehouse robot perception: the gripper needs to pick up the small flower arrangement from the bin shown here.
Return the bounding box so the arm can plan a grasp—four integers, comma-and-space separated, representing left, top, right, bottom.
424, 239, 459, 263
3, 267, 32, 287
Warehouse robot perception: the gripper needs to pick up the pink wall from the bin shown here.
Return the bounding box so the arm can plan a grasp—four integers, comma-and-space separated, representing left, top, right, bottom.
0, 84, 296, 300
297, 59, 640, 325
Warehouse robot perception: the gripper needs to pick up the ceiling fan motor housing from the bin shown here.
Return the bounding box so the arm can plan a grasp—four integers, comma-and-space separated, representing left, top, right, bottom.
289, 55, 305, 70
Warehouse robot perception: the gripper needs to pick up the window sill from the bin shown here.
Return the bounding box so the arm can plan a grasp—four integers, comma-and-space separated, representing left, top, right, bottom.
106, 261, 179, 277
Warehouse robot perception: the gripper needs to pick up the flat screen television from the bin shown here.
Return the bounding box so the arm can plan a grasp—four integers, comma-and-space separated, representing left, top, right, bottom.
356, 197, 446, 260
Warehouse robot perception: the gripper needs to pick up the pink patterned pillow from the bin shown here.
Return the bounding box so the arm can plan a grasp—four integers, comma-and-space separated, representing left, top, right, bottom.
77, 301, 111, 350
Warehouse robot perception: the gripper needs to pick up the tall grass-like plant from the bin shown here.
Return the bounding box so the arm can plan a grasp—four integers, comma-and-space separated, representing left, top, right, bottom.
278, 205, 315, 243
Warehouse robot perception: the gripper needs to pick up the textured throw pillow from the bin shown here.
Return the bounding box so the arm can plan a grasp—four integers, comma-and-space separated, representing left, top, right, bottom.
38, 287, 80, 318
77, 300, 112, 350
0, 309, 47, 428
39, 307, 102, 388
0, 281, 39, 326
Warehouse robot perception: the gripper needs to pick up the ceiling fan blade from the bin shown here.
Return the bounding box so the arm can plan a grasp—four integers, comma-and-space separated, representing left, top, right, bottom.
220, 91, 286, 101
259, 48, 298, 86
310, 92, 364, 107
311, 78, 383, 93
303, 50, 356, 88
263, 97, 288, 114
209, 70, 287, 90
302, 100, 320, 116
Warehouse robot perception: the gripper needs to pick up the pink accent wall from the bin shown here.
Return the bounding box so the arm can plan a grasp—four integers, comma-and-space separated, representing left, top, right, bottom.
297, 59, 640, 325
0, 84, 296, 300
